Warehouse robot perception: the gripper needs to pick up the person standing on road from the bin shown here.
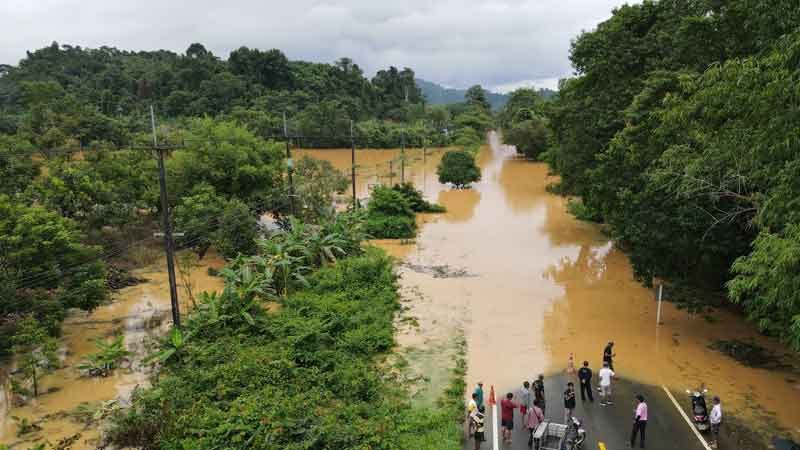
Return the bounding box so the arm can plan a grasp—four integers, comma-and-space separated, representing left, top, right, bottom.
527, 399, 545, 448
603, 341, 616, 371
564, 382, 577, 423
467, 393, 479, 435
709, 396, 723, 449
533, 374, 546, 413
598, 362, 615, 406
473, 405, 486, 450
501, 392, 519, 445
520, 381, 532, 424
578, 361, 594, 402
630, 394, 648, 448
474, 381, 485, 410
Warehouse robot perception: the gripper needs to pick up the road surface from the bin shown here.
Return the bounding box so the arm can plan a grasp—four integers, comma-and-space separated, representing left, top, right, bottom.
465, 374, 710, 450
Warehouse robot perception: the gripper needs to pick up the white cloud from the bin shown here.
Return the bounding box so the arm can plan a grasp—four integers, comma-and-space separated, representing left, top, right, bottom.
0, 0, 635, 89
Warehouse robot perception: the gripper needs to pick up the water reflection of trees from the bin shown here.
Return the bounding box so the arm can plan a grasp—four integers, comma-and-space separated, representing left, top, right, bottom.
437, 189, 481, 223
545, 243, 610, 286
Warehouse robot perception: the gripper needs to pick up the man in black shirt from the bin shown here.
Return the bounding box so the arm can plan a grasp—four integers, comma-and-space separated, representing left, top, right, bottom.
603, 341, 615, 371
577, 360, 594, 402
532, 374, 546, 413
563, 382, 576, 423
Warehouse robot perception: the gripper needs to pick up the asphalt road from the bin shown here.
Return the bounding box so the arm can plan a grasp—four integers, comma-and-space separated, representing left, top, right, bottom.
464, 374, 709, 450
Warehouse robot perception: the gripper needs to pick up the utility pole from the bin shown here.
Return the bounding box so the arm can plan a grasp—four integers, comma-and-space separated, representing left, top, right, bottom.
400, 128, 405, 184
283, 112, 296, 216
389, 160, 394, 186
151, 105, 181, 328
350, 120, 357, 207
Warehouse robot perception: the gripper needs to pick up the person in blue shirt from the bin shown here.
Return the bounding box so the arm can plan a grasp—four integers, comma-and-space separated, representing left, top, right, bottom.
473, 381, 484, 409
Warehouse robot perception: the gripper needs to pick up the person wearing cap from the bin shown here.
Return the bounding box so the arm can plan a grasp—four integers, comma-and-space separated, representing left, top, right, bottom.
630, 394, 648, 448
473, 381, 485, 410
603, 341, 616, 371
709, 396, 722, 449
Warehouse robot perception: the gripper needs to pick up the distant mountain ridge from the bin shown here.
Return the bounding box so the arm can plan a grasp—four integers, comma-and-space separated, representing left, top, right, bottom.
416, 78, 556, 110
416, 78, 508, 110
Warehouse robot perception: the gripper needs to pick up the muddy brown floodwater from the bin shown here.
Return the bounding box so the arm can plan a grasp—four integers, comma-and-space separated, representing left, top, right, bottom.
297, 133, 800, 442
0, 252, 224, 449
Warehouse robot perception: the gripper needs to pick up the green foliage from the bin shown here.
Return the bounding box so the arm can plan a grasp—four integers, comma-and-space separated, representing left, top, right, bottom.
0, 195, 106, 354
109, 243, 463, 449
391, 182, 445, 213
169, 118, 284, 211
452, 127, 482, 154
11, 316, 58, 397
464, 85, 491, 112
437, 150, 481, 189
545, 0, 800, 345
294, 156, 349, 222
173, 184, 259, 259
0, 135, 39, 196
365, 186, 417, 239
728, 225, 800, 350
78, 335, 131, 377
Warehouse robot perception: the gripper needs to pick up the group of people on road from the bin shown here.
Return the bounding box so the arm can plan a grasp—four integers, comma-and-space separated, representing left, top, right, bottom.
466, 340, 725, 449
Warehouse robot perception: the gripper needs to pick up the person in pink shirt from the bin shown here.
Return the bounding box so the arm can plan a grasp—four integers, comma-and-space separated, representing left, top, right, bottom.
526, 399, 545, 447
630, 394, 648, 448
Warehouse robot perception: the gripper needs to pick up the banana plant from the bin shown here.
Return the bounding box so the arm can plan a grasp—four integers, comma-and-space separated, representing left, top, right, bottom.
144, 326, 189, 365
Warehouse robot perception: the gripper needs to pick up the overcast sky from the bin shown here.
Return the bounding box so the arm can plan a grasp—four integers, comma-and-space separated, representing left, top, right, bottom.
0, 0, 634, 92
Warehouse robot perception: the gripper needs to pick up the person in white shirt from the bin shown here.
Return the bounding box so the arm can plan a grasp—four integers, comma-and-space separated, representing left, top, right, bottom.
598, 361, 615, 406
709, 396, 723, 448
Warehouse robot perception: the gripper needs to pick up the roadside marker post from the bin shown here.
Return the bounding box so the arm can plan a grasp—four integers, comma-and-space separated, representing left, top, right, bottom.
656, 283, 664, 325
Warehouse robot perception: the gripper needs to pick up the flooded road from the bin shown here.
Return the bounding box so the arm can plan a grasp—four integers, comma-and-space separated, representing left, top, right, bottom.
297, 133, 800, 441
0, 253, 224, 449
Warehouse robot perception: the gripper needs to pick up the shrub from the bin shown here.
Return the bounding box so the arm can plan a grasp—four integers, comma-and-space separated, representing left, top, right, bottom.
365, 186, 417, 239
437, 150, 481, 188
391, 182, 445, 213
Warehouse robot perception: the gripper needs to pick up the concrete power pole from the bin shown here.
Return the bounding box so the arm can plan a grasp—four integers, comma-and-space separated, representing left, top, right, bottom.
151, 105, 181, 328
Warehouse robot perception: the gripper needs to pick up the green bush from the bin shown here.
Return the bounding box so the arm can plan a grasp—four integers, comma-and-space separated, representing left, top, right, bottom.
364, 186, 417, 239
391, 182, 445, 213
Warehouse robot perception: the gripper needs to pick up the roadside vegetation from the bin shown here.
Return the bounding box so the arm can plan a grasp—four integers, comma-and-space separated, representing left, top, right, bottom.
106, 216, 464, 449
501, 0, 800, 349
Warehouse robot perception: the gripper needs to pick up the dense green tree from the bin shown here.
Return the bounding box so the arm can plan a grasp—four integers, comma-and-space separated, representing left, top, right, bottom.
169, 118, 284, 210
465, 85, 491, 112
174, 184, 259, 259
293, 156, 349, 222
504, 118, 549, 159
437, 150, 481, 188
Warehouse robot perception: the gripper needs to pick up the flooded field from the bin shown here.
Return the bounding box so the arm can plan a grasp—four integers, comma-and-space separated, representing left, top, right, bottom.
298, 134, 800, 441
0, 253, 224, 449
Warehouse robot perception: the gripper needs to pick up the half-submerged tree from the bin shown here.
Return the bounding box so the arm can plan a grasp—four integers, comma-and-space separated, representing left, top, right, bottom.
437, 150, 481, 189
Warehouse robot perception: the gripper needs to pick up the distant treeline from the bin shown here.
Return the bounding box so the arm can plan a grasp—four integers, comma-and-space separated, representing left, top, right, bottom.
533, 0, 800, 349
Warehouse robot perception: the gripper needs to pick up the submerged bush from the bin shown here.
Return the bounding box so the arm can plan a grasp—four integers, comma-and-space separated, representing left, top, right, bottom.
365, 186, 417, 239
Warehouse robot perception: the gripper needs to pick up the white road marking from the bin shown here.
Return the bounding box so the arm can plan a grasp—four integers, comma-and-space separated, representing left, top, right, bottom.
661, 385, 712, 450
493, 404, 499, 450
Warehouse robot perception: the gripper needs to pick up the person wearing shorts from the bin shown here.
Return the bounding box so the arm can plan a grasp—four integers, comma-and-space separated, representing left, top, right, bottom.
473, 405, 486, 449
598, 361, 615, 406
500, 392, 518, 445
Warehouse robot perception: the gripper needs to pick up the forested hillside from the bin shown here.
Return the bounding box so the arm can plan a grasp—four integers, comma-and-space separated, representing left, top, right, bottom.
539, 0, 800, 348
416, 78, 509, 110
0, 41, 496, 359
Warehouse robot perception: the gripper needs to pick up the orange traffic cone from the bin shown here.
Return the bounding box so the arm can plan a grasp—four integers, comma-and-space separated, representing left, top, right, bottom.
488, 385, 496, 406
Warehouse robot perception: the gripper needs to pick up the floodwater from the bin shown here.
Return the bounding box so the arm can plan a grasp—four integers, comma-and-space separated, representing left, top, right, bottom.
0, 253, 224, 449
297, 133, 800, 441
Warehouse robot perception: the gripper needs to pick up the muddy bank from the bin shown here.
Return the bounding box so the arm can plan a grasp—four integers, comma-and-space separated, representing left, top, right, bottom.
300, 135, 800, 444
0, 253, 224, 449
